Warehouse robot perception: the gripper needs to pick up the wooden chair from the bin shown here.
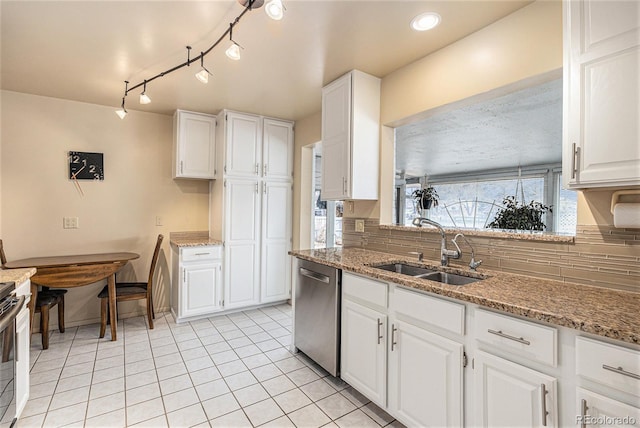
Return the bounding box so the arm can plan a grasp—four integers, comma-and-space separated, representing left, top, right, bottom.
98, 234, 163, 337
1, 239, 68, 349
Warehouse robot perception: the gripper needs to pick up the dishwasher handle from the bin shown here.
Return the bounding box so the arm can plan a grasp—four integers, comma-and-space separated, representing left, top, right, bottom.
299, 267, 330, 284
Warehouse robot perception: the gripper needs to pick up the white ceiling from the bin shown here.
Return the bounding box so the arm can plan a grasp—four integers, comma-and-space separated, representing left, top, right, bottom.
1, 0, 532, 121
395, 77, 563, 178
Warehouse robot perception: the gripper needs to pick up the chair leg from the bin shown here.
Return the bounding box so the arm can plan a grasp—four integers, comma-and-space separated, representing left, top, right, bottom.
147, 299, 154, 330
99, 298, 107, 338
150, 295, 155, 320
41, 305, 50, 350
57, 296, 65, 333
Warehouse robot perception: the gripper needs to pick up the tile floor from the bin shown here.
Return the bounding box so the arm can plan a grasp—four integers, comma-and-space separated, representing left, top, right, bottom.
21, 304, 403, 428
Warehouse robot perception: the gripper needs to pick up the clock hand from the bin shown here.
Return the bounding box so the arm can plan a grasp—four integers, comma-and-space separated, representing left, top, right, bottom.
71, 164, 86, 179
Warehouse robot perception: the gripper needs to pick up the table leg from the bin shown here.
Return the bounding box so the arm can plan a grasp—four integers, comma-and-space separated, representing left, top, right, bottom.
29, 283, 38, 341
108, 274, 117, 341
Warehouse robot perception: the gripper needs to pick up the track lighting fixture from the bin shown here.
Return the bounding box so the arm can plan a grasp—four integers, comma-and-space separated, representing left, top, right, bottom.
115, 82, 129, 119
115, 0, 282, 118
225, 25, 242, 61
139, 81, 151, 104
265, 0, 285, 20
195, 53, 213, 83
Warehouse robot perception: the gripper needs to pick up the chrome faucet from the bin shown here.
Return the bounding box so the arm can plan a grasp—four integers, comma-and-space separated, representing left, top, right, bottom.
452, 233, 483, 271
412, 217, 460, 266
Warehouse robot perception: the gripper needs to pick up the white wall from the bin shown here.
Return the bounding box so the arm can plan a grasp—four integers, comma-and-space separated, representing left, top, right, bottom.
1, 91, 210, 328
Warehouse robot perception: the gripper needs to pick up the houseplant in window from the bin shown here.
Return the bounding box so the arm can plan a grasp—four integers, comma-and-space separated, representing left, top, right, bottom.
412, 186, 439, 216
487, 196, 552, 231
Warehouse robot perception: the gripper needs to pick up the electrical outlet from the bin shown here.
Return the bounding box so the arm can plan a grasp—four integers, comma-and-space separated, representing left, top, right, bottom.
355, 219, 365, 233
63, 217, 79, 229
156, 216, 163, 226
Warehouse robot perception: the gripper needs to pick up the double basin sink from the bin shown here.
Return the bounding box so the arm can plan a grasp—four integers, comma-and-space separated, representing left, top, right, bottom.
372, 263, 482, 286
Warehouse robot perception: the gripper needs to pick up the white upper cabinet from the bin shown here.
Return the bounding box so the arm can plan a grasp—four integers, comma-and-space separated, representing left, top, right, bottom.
563, 0, 640, 188
321, 70, 380, 200
225, 111, 262, 178
263, 118, 294, 180
173, 110, 217, 179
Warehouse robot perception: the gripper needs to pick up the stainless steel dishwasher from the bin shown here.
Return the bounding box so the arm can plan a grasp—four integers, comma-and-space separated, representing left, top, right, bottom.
294, 259, 341, 377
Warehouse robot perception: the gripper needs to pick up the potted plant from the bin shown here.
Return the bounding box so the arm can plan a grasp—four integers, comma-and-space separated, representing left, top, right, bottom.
487, 196, 552, 231
412, 186, 439, 212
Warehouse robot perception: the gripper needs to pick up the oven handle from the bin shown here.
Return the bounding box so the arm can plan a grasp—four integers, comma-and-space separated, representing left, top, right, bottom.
0, 295, 25, 336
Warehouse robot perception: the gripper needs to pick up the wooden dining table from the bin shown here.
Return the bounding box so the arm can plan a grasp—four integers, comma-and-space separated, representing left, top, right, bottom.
4, 252, 139, 341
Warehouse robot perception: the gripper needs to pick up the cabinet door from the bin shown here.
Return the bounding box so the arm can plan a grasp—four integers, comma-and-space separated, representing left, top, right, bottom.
263, 119, 293, 180
174, 111, 216, 179
14, 305, 29, 419
225, 112, 262, 178
261, 181, 292, 303
576, 388, 640, 428
474, 350, 557, 428
388, 319, 463, 427
224, 179, 261, 308
341, 299, 386, 407
321, 73, 351, 200
564, 0, 640, 187
181, 262, 222, 318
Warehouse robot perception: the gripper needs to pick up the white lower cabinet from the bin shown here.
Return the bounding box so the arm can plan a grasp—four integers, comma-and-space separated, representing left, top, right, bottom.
576, 388, 640, 428
171, 245, 223, 322
341, 298, 387, 407
340, 273, 463, 426
474, 350, 557, 427
388, 319, 463, 427
14, 282, 30, 419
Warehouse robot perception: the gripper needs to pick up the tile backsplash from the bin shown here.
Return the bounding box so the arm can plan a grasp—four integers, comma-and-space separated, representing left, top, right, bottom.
342, 218, 640, 293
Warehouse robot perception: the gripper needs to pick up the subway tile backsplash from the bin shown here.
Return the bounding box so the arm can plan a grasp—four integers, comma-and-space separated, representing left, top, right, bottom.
342, 218, 640, 293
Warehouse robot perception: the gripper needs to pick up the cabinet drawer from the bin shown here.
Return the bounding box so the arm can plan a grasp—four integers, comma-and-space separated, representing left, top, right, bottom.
181, 246, 222, 262
392, 286, 465, 335
343, 272, 387, 309
576, 336, 640, 398
475, 309, 557, 367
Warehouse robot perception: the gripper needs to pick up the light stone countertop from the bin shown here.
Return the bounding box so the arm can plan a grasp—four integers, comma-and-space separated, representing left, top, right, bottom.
290, 247, 640, 345
0, 268, 36, 285
169, 231, 222, 248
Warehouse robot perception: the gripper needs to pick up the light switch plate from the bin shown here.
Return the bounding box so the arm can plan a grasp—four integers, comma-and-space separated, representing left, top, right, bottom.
63, 217, 79, 229
355, 219, 365, 233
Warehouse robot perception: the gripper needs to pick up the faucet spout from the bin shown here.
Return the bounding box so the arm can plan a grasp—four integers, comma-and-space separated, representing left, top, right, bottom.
412, 217, 460, 266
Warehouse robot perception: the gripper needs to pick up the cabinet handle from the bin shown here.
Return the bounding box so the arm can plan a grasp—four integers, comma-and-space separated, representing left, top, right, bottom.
264, 184, 267, 194
195, 252, 210, 256
602, 364, 640, 380
540, 383, 548, 426
264, 164, 268, 176
487, 329, 530, 345
180, 161, 184, 174
377, 318, 383, 344
580, 399, 588, 428
391, 324, 397, 351
571, 143, 579, 180
255, 163, 259, 175
343, 177, 347, 194
255, 183, 259, 193
183, 270, 186, 283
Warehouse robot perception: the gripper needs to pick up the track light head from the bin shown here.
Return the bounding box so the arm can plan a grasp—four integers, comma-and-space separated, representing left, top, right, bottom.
265, 0, 284, 20
115, 96, 127, 119
226, 42, 241, 60
196, 54, 212, 83
139, 81, 151, 104
237, 0, 265, 9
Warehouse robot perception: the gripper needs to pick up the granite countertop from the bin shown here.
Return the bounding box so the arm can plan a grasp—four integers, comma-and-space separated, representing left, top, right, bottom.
290, 247, 640, 345
0, 268, 36, 285
169, 231, 223, 248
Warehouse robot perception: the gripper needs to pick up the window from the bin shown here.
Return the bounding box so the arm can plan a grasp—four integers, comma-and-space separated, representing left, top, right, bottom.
396, 165, 577, 234
312, 148, 343, 248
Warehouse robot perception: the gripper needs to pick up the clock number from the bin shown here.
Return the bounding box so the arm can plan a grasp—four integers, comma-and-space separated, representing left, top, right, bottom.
94, 173, 101, 179
89, 165, 96, 173
71, 155, 80, 164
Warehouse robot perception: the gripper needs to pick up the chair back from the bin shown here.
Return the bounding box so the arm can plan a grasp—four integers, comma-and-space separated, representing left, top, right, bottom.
0, 240, 7, 268
147, 234, 164, 299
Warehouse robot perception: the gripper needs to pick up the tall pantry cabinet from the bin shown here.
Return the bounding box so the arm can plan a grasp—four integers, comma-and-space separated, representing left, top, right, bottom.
209, 110, 294, 309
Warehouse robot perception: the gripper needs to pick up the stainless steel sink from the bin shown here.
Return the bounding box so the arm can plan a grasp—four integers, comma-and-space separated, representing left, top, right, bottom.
416, 271, 481, 286
373, 263, 436, 276
372, 263, 482, 286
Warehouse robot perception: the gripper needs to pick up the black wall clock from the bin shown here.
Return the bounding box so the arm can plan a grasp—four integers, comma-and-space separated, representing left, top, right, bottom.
68, 151, 104, 180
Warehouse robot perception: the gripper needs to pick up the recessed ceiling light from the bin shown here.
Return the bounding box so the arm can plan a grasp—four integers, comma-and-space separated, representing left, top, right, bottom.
411, 12, 441, 31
